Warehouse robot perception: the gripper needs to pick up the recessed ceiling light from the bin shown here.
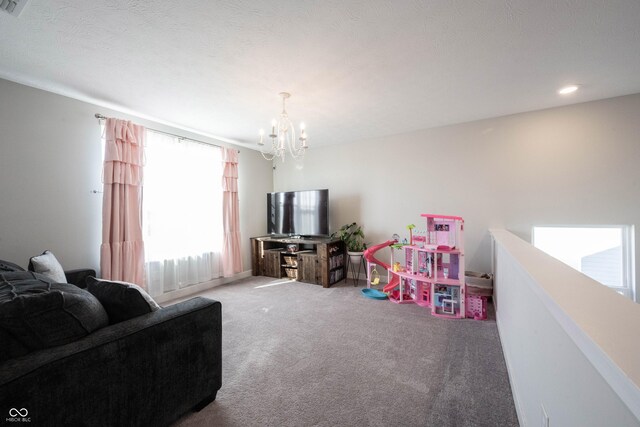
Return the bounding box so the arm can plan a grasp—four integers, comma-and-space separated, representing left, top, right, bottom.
558, 85, 579, 95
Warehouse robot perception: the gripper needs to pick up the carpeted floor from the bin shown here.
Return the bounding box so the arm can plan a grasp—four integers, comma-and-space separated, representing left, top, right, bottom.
172, 276, 519, 427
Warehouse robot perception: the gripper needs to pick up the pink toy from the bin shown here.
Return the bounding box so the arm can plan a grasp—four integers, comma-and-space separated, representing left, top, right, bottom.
365, 214, 468, 319
465, 295, 487, 320
363, 240, 400, 294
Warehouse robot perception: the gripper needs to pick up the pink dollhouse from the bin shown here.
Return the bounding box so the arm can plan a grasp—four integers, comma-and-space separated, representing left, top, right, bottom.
366, 214, 468, 319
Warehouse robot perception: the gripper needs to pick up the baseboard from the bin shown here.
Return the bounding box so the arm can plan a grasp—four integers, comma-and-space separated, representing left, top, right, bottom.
155, 269, 252, 304
495, 307, 526, 427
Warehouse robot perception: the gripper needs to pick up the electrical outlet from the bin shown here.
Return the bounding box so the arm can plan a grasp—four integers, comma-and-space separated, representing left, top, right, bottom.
541, 404, 549, 427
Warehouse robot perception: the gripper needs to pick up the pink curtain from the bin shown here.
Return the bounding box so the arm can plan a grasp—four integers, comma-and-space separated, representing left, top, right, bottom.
222, 148, 243, 277
100, 118, 146, 286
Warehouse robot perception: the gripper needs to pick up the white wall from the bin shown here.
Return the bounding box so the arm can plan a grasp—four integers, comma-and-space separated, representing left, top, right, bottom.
0, 78, 272, 273
492, 230, 640, 427
274, 93, 640, 298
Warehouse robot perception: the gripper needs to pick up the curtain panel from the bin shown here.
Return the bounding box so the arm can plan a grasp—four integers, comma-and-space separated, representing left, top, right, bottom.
100, 118, 146, 286
142, 131, 223, 297
222, 148, 243, 277
145, 253, 221, 297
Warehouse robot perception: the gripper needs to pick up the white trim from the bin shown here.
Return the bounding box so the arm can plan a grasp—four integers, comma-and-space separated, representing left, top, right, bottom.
624, 225, 636, 302
495, 312, 527, 427
154, 269, 252, 304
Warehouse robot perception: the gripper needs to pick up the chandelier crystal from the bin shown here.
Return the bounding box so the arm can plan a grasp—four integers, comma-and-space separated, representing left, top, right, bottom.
258, 92, 308, 162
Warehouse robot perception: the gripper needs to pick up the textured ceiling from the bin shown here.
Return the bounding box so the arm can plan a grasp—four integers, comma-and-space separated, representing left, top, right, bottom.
1, 0, 639, 148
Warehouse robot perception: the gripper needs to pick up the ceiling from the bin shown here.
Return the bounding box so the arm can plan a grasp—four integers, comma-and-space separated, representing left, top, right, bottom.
1, 0, 639, 148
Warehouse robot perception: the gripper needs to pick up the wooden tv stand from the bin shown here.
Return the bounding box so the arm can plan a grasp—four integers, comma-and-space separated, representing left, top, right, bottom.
250, 236, 346, 288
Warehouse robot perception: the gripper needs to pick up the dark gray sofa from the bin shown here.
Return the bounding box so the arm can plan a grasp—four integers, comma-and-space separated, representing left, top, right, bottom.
0, 261, 222, 427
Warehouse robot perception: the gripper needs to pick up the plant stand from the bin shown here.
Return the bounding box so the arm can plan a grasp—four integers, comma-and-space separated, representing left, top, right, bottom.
346, 252, 366, 286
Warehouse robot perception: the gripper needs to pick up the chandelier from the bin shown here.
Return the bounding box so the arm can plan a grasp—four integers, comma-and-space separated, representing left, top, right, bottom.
258, 92, 308, 161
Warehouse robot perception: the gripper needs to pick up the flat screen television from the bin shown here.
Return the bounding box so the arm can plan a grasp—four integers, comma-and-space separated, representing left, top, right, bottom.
267, 189, 329, 237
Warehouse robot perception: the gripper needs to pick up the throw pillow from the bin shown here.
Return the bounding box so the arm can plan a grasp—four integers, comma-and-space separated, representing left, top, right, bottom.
86, 276, 160, 324
0, 272, 109, 355
29, 250, 67, 283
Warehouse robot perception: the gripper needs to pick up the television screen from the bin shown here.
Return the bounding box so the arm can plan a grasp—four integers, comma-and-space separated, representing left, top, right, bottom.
267, 189, 329, 236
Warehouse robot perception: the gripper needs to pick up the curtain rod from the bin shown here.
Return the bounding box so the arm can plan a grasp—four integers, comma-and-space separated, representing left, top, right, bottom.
94, 113, 239, 152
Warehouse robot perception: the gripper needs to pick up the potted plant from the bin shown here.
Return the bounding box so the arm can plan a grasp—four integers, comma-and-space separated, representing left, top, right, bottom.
332, 222, 366, 257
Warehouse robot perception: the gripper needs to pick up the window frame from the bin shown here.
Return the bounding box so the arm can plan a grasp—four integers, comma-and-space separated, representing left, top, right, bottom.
531, 224, 635, 301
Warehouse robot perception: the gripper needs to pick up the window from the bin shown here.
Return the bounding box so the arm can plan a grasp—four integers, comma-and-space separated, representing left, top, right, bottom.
532, 226, 635, 299
143, 131, 223, 296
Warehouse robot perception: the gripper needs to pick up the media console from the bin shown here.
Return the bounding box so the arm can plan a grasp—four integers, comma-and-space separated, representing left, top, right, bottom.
250, 236, 346, 288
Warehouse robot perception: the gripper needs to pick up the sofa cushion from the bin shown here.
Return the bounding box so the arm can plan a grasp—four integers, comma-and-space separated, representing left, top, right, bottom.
0, 271, 109, 359
28, 250, 67, 283
86, 276, 160, 324
0, 327, 30, 362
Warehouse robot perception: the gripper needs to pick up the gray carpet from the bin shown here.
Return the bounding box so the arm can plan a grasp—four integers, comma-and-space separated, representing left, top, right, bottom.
172, 277, 519, 427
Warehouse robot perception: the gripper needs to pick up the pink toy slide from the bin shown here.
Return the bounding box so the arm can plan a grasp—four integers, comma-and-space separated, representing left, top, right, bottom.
363, 240, 399, 293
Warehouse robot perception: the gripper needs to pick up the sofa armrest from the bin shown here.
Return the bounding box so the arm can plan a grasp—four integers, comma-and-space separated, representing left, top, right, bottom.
64, 268, 96, 288
0, 297, 222, 427
0, 259, 25, 272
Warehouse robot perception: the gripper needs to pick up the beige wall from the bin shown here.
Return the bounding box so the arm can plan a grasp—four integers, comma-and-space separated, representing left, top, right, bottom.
274, 93, 640, 299
3, 76, 637, 297
0, 78, 272, 273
